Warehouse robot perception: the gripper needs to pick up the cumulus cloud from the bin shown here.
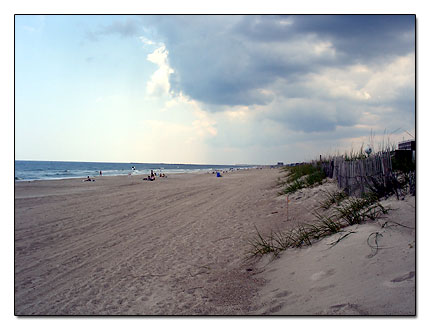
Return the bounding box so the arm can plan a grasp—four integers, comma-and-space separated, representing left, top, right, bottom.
88, 15, 415, 161
93, 15, 414, 111
260, 51, 415, 134
136, 15, 414, 114
145, 44, 174, 97
362, 53, 415, 104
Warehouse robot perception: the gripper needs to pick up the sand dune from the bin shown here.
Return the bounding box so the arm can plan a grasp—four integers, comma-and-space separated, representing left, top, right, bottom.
252, 196, 415, 315
250, 180, 415, 315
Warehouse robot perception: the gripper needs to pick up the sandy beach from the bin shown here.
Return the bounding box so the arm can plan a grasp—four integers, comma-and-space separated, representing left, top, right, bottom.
14, 168, 415, 315
15, 168, 285, 315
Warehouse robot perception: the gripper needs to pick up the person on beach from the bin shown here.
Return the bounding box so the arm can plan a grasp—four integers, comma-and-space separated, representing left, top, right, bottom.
99, 170, 102, 176
84, 176, 94, 182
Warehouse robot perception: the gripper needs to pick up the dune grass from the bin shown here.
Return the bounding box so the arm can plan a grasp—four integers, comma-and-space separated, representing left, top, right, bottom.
248, 191, 389, 259
319, 189, 348, 210
261, 137, 410, 258
279, 164, 326, 195
331, 194, 387, 226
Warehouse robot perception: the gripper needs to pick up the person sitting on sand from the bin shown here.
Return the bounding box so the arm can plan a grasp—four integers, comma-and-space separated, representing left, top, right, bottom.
84, 176, 94, 182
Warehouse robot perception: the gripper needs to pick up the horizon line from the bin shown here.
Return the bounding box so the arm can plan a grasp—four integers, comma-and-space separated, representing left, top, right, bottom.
14, 159, 269, 166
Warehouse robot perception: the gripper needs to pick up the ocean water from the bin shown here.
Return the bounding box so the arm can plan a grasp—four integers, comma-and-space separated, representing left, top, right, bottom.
14, 160, 253, 181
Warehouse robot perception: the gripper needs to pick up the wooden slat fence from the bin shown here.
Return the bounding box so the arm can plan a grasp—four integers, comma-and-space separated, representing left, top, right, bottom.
316, 151, 394, 197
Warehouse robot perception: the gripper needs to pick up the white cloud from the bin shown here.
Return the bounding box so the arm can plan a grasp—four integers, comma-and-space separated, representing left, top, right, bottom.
143, 38, 219, 140
222, 106, 250, 120
146, 45, 174, 97
252, 35, 337, 67
137, 16, 414, 163
313, 41, 336, 57
139, 36, 156, 46
362, 53, 414, 101
294, 53, 414, 106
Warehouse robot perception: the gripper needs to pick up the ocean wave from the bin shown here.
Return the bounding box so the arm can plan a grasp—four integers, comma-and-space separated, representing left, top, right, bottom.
15, 161, 253, 181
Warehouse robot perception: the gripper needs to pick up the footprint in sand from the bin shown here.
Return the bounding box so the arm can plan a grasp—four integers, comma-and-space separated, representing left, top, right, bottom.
310, 269, 336, 281
268, 302, 285, 313
274, 290, 292, 298
327, 303, 367, 315
390, 271, 415, 283
309, 284, 336, 293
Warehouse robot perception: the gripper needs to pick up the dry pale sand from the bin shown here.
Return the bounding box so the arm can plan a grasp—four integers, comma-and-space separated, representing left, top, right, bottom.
15, 168, 286, 315
14, 168, 416, 315
251, 179, 416, 316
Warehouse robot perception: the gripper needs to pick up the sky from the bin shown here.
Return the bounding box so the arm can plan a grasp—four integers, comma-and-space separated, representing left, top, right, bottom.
14, 14, 415, 165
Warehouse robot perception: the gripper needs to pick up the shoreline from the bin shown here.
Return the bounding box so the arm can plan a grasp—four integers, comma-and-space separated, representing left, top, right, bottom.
14, 166, 265, 183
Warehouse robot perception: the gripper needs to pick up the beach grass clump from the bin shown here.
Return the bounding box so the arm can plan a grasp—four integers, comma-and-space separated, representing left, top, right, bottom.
248, 227, 279, 257
249, 193, 389, 258
248, 216, 343, 258
365, 171, 413, 200
280, 179, 304, 195
279, 163, 326, 195
319, 189, 348, 210
343, 145, 369, 161
331, 194, 389, 226
312, 210, 342, 235
305, 168, 326, 187
366, 175, 398, 199
248, 209, 344, 258
284, 164, 319, 183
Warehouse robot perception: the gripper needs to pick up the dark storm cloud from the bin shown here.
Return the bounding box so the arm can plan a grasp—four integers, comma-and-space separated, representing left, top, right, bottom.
267, 98, 361, 134
88, 15, 414, 135
291, 15, 414, 62
138, 15, 414, 108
